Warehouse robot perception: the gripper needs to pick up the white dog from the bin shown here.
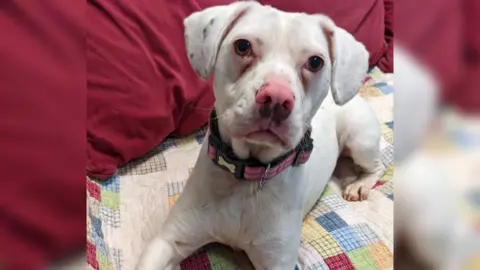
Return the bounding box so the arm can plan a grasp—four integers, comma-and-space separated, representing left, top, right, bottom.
137, 2, 382, 269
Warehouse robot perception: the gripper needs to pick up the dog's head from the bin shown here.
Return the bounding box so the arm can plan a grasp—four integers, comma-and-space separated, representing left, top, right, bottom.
184, 2, 368, 162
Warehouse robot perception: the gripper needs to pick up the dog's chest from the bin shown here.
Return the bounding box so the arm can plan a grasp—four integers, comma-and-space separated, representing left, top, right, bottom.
210, 174, 303, 249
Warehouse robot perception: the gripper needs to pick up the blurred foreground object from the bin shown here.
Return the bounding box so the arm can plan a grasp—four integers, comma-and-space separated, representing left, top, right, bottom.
395, 107, 480, 269
0, 0, 86, 269
394, 0, 480, 265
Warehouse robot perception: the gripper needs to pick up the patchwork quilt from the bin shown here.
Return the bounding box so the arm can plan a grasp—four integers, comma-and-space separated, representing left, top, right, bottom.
87, 67, 394, 270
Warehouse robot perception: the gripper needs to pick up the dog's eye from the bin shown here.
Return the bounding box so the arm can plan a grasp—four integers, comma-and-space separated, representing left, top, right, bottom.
234, 39, 251, 56
306, 56, 324, 72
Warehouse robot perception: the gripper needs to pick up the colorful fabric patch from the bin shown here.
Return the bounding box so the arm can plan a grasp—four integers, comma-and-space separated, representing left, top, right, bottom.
101, 190, 119, 210
367, 241, 393, 269
377, 83, 393, 95
380, 124, 393, 144
315, 212, 348, 232
331, 227, 365, 252
159, 139, 179, 152
302, 218, 330, 241
351, 224, 380, 245
381, 146, 394, 169
117, 152, 167, 175
87, 180, 101, 200
322, 195, 348, 211
309, 202, 333, 218
168, 182, 185, 208
347, 247, 378, 270
324, 253, 355, 270
310, 234, 344, 258
87, 241, 99, 270
320, 184, 337, 197
376, 181, 394, 198
382, 165, 394, 181
360, 87, 384, 97
181, 250, 211, 269
385, 121, 393, 130
205, 244, 244, 270
196, 135, 206, 144
99, 205, 120, 227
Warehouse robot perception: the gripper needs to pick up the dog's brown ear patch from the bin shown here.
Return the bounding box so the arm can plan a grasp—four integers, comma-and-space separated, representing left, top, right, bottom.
322, 27, 335, 65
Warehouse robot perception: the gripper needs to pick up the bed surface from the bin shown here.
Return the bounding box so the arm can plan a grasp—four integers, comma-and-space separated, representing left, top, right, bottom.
87, 67, 394, 270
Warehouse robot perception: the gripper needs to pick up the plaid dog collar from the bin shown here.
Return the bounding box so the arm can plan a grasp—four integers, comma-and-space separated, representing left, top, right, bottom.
207, 110, 314, 185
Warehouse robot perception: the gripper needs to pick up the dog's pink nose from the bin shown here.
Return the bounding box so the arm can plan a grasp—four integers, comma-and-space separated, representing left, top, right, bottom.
255, 82, 294, 122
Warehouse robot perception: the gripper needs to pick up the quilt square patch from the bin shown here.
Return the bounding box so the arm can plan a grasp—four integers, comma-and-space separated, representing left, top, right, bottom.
87, 241, 99, 269
315, 212, 348, 232
331, 227, 365, 252
350, 224, 380, 245
181, 250, 211, 270
167, 181, 185, 196
377, 83, 393, 95
159, 139, 179, 152
347, 247, 378, 270
310, 234, 343, 258
97, 251, 114, 270
309, 203, 332, 218
99, 205, 120, 228
322, 195, 348, 211
380, 144, 394, 168
380, 124, 393, 144
99, 176, 120, 192
87, 215, 93, 243
305, 261, 329, 270
382, 165, 394, 181
360, 87, 384, 97
205, 244, 241, 269
377, 181, 394, 198
302, 217, 329, 242
298, 242, 329, 270
111, 248, 123, 270
87, 180, 101, 201
367, 241, 393, 269
100, 190, 119, 210
324, 253, 355, 270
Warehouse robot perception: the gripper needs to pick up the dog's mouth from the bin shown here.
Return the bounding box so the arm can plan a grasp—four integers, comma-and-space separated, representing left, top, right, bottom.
244, 129, 288, 148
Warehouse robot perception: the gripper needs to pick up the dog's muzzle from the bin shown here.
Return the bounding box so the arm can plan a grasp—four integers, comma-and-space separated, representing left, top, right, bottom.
207, 109, 314, 186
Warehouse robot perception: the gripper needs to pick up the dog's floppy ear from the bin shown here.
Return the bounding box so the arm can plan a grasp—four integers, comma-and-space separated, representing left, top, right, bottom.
184, 2, 257, 80
320, 17, 369, 105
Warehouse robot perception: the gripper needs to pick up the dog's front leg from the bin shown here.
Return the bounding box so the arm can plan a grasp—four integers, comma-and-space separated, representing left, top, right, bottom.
136, 211, 212, 270
342, 137, 384, 201
244, 220, 301, 270
135, 235, 181, 270
246, 242, 299, 270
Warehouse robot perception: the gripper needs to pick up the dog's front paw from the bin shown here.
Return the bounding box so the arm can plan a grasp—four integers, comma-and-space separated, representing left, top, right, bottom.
342, 181, 371, 201
136, 238, 179, 270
